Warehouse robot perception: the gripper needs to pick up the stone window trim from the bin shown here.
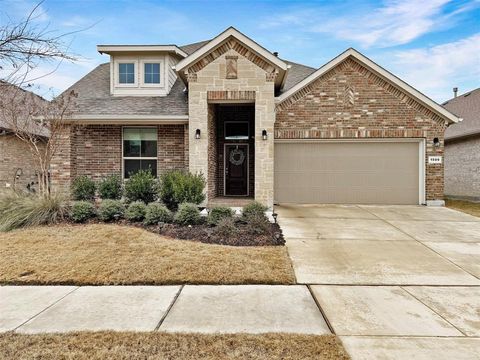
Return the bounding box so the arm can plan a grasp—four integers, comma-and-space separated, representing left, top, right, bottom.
122, 126, 158, 179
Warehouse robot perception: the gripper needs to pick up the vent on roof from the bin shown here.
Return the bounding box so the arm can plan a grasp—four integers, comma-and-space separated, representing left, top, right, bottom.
464, 92, 471, 97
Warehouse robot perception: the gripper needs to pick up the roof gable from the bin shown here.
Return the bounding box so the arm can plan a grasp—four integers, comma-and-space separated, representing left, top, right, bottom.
174, 27, 288, 88
276, 48, 460, 125
443, 88, 480, 139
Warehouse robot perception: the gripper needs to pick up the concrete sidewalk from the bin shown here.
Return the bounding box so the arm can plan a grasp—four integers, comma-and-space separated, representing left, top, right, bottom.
0, 285, 330, 335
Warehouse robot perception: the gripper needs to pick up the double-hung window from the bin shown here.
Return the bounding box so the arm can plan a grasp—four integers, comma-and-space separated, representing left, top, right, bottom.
123, 128, 157, 178
119, 63, 135, 84
144, 63, 160, 84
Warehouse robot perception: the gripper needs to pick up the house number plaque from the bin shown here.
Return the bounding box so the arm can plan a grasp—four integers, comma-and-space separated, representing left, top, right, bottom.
428, 156, 442, 164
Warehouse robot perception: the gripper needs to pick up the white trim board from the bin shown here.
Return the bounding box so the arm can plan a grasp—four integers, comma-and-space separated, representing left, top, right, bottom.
276, 48, 460, 125
98, 45, 187, 58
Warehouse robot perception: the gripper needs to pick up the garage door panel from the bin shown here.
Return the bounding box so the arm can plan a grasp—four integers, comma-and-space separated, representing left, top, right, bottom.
274, 141, 420, 205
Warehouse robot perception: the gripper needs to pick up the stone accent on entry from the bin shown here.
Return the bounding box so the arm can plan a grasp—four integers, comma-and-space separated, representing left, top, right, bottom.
188, 48, 275, 208
225, 55, 238, 79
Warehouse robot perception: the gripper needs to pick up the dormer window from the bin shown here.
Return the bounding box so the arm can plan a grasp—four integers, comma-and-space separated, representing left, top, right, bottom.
144, 63, 160, 84
119, 63, 135, 84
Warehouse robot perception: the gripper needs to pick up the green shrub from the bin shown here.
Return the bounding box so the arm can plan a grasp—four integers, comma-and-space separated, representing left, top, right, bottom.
159, 170, 205, 210
125, 201, 146, 222
143, 203, 173, 225
245, 213, 271, 235
0, 192, 70, 231
242, 201, 268, 219
207, 206, 234, 226
213, 217, 238, 237
70, 201, 96, 223
98, 199, 125, 221
71, 175, 96, 201
174, 202, 201, 225
98, 174, 123, 200
124, 170, 159, 204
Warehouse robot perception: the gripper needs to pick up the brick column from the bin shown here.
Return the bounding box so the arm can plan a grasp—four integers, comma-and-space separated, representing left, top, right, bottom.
50, 124, 75, 193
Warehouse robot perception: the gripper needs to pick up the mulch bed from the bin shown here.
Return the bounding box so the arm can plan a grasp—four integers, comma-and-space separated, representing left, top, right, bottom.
146, 221, 284, 246
71, 218, 285, 247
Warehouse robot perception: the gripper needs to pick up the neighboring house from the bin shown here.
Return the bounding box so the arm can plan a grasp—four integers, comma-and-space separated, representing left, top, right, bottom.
51, 27, 460, 207
0, 81, 48, 191
443, 88, 480, 200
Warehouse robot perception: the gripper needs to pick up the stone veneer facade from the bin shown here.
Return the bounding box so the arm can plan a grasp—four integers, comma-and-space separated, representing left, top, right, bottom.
275, 58, 447, 201
187, 47, 275, 207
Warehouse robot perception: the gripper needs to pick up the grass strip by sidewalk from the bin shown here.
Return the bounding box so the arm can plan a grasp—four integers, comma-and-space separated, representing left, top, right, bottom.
0, 332, 350, 360
0, 224, 295, 285
446, 199, 480, 218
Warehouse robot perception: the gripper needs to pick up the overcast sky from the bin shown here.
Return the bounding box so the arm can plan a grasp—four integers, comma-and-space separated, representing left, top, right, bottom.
2, 0, 479, 102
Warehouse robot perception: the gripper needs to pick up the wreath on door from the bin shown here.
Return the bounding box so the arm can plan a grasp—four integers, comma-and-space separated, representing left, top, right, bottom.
229, 148, 245, 166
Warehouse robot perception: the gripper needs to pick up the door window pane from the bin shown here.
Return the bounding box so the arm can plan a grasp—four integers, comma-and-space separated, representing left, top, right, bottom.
225, 122, 249, 140
119, 63, 135, 84
144, 63, 160, 84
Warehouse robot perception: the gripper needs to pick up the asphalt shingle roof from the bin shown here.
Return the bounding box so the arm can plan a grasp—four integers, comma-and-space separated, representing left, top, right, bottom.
67, 63, 188, 117
282, 61, 316, 93
0, 81, 49, 137
66, 41, 318, 117
443, 88, 480, 140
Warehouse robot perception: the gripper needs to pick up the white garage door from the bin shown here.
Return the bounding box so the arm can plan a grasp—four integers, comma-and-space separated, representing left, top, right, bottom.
274, 140, 423, 205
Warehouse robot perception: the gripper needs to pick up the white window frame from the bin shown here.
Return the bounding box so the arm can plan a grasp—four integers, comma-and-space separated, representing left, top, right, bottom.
140, 59, 164, 87
122, 126, 158, 179
115, 59, 138, 87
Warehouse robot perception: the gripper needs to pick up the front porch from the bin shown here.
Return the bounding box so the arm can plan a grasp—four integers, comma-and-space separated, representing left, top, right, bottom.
207, 104, 255, 201
207, 196, 254, 208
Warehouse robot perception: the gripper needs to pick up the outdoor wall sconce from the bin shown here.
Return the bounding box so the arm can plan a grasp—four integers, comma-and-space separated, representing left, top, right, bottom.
433, 137, 440, 147
195, 129, 201, 139
272, 212, 278, 223
262, 129, 268, 140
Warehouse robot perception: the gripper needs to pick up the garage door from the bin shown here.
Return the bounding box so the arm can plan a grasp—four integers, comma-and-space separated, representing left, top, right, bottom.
274, 141, 422, 205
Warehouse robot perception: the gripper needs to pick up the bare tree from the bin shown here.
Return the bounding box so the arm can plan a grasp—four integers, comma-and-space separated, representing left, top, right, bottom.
0, 82, 76, 196
0, 1, 79, 197
0, 1, 77, 87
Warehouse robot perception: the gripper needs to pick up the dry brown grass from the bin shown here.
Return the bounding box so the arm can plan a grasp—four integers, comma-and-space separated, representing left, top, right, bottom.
446, 199, 480, 218
0, 224, 295, 285
0, 332, 350, 360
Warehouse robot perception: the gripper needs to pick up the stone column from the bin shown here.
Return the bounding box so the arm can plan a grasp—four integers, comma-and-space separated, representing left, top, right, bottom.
188, 73, 210, 205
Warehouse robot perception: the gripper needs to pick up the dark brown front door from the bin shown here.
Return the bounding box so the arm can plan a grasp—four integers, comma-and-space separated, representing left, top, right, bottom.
225, 144, 248, 196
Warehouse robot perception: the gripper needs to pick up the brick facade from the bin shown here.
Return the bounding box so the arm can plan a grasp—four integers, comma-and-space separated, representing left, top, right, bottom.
0, 134, 45, 191
51, 124, 187, 189
445, 136, 480, 200
275, 57, 447, 201
50, 42, 450, 204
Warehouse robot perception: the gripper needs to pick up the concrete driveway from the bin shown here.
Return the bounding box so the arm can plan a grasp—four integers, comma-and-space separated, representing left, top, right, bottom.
276, 204, 480, 360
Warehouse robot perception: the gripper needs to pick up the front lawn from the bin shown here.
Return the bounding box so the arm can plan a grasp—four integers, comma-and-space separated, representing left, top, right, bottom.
446, 198, 480, 218
0, 224, 295, 285
0, 332, 350, 360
